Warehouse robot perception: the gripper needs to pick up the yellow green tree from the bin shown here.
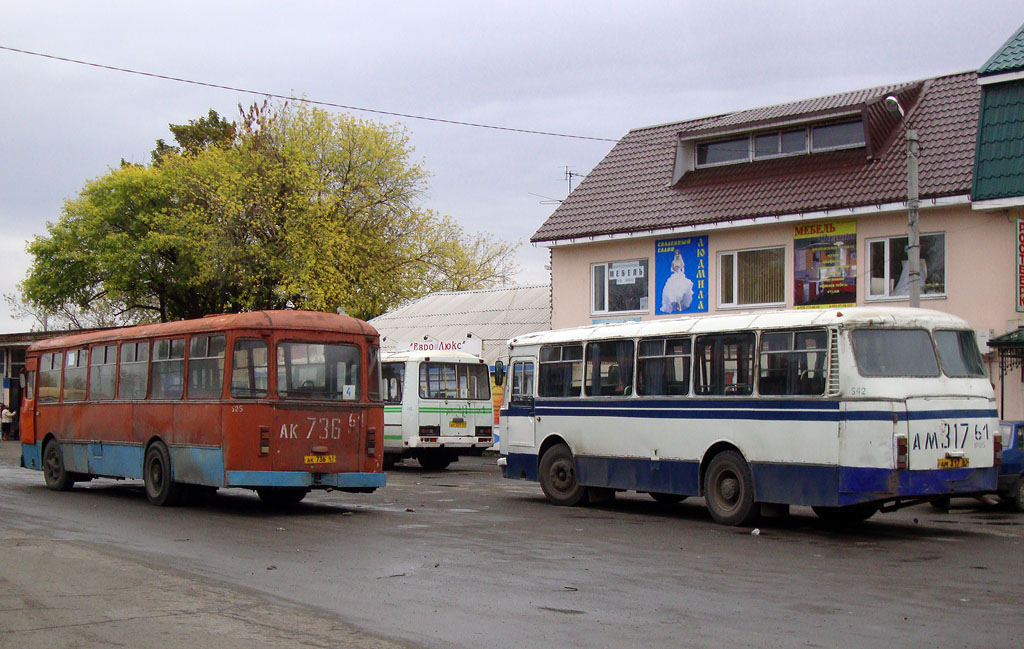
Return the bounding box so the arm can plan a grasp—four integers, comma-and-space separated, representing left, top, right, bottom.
21, 103, 519, 324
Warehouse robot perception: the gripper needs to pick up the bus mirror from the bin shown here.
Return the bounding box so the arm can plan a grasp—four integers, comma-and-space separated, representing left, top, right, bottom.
493, 360, 505, 387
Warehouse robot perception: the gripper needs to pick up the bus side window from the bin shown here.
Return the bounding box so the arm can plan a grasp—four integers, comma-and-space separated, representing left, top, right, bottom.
230, 339, 268, 398
89, 344, 117, 401
23, 370, 35, 402
539, 345, 583, 397
38, 352, 63, 403
118, 341, 150, 400
585, 340, 634, 397
188, 334, 226, 399
62, 348, 88, 402
695, 333, 755, 396
758, 330, 828, 396
151, 338, 185, 400
381, 362, 404, 404
511, 361, 534, 403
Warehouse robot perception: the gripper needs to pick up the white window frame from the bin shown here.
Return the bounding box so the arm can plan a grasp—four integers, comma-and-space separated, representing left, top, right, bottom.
717, 245, 787, 309
591, 259, 650, 315
865, 231, 947, 301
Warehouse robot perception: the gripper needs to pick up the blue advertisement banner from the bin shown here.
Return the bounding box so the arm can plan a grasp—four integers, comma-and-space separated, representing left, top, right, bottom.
655, 236, 708, 315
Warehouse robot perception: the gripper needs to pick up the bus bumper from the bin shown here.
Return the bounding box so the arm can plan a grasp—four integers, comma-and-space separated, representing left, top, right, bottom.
225, 470, 386, 490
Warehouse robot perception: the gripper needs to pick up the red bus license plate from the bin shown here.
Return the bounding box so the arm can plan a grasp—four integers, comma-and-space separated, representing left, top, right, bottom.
304, 454, 336, 464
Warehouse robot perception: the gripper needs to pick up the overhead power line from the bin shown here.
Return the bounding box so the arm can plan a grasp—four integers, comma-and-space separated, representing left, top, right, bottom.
0, 44, 619, 143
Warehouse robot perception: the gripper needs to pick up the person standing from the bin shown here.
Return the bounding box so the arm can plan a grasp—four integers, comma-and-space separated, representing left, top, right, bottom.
1, 403, 14, 441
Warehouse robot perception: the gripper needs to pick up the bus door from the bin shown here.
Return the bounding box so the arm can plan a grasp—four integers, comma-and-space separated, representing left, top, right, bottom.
505, 358, 536, 448
20, 358, 37, 444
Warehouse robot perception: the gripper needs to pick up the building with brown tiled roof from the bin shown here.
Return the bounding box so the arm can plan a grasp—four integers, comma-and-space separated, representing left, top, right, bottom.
532, 27, 1024, 419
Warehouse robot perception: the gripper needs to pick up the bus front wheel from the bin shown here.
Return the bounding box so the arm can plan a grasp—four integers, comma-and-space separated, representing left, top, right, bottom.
42, 439, 75, 491
144, 443, 184, 507
704, 451, 760, 526
539, 443, 588, 506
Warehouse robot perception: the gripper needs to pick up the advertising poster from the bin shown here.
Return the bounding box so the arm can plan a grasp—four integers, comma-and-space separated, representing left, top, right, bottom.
1017, 219, 1024, 312
655, 235, 708, 315
793, 220, 856, 309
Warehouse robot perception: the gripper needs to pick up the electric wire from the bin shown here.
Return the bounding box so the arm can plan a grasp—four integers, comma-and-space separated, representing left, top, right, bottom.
0, 45, 619, 143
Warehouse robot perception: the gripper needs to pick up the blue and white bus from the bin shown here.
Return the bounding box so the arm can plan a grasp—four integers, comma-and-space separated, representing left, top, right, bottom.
495, 307, 1002, 525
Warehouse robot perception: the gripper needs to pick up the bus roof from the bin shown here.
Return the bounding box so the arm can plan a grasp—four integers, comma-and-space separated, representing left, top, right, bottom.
381, 349, 486, 364
508, 306, 973, 349
27, 311, 379, 353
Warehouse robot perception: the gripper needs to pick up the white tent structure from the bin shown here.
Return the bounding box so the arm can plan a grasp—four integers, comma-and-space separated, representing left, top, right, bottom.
369, 285, 551, 366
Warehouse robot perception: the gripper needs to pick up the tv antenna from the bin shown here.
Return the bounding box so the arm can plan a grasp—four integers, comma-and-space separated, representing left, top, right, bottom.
565, 166, 585, 194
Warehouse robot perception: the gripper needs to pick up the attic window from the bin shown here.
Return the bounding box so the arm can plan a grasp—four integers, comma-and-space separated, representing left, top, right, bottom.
694, 119, 864, 168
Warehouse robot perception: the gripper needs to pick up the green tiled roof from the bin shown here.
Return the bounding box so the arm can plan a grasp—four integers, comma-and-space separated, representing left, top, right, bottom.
979, 23, 1024, 76
989, 327, 1024, 348
972, 79, 1024, 201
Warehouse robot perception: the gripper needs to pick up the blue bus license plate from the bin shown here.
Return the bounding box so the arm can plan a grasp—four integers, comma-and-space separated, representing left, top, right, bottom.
937, 457, 969, 469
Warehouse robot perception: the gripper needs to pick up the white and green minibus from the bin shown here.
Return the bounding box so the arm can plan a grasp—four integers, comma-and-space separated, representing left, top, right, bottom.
381, 350, 494, 470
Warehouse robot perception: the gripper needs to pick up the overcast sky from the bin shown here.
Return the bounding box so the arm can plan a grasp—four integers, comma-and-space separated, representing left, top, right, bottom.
1, 1, 1021, 332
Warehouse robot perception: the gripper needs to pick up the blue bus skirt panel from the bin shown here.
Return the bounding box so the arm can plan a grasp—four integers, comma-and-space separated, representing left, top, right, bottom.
22, 441, 385, 491
225, 471, 386, 489
501, 451, 997, 507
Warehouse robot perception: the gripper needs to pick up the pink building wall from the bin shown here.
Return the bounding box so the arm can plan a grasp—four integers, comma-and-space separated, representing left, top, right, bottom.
548, 204, 1024, 419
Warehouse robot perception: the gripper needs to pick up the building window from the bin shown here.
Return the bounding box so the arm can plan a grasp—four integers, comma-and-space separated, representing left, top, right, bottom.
867, 233, 945, 299
810, 120, 865, 151
718, 246, 785, 307
592, 259, 649, 314
696, 120, 863, 167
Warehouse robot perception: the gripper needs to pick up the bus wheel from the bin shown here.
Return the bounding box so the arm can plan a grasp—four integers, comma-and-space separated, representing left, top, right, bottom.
144, 443, 184, 506
257, 488, 309, 507
704, 451, 760, 526
418, 453, 452, 471
649, 492, 686, 505
42, 439, 75, 491
812, 502, 879, 524
539, 443, 588, 506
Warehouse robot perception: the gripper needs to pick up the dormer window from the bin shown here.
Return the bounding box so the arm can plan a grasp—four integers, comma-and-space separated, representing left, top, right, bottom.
694, 119, 865, 168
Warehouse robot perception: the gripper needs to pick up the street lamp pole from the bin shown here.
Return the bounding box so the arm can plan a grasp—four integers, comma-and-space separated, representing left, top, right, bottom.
905, 127, 921, 307
886, 95, 921, 307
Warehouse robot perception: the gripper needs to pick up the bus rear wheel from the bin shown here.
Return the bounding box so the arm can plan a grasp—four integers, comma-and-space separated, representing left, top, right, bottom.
704, 451, 760, 526
539, 443, 588, 506
144, 442, 184, 506
257, 487, 309, 507
418, 452, 452, 471
42, 439, 75, 491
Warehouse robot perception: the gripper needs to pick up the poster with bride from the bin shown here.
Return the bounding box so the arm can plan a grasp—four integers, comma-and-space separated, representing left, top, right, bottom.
655, 235, 708, 315
793, 220, 856, 309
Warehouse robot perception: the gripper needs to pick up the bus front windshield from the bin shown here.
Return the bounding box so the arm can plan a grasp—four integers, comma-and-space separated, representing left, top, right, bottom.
277, 342, 361, 401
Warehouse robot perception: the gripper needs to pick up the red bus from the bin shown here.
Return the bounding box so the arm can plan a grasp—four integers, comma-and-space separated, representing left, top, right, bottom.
19, 311, 385, 506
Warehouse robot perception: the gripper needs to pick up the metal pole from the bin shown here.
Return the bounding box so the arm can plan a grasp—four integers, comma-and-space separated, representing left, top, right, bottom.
906, 128, 921, 307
